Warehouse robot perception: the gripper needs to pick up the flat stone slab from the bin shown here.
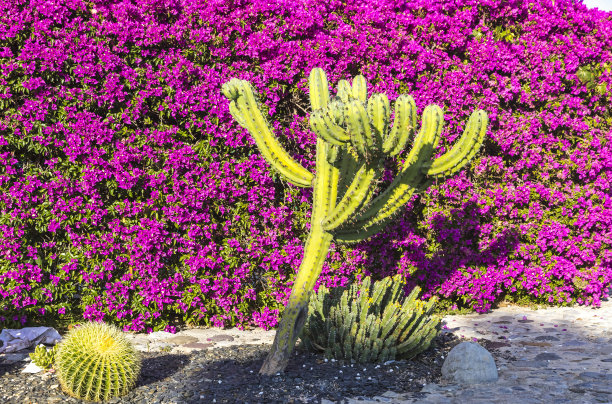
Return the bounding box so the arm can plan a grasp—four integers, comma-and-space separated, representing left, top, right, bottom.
182, 342, 213, 349
124, 326, 276, 352
163, 336, 198, 345
206, 335, 234, 342
534, 353, 562, 361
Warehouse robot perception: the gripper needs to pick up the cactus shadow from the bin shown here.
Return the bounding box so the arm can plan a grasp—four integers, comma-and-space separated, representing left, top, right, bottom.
359, 199, 521, 311
137, 353, 191, 387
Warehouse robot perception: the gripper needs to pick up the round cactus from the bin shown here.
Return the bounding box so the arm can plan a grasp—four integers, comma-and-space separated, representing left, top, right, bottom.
55, 322, 142, 402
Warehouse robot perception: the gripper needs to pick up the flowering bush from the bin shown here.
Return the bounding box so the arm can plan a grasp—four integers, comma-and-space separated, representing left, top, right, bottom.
0, 0, 610, 332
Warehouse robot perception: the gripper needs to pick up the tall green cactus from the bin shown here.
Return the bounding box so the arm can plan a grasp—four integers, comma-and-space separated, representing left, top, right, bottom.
221, 68, 488, 375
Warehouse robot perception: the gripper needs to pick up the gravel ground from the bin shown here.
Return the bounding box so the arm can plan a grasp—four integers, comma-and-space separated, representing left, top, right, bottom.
0, 333, 469, 403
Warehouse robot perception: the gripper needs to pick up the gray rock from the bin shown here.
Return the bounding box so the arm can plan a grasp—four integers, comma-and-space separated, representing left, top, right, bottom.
206, 335, 235, 342
535, 335, 560, 341
534, 352, 562, 361
441, 342, 498, 384
0, 353, 29, 363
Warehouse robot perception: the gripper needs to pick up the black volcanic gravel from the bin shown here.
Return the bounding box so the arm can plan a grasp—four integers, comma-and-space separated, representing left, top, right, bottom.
0, 333, 469, 403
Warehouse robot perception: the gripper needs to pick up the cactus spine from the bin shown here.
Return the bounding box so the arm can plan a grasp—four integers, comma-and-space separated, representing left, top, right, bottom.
301, 275, 441, 363
221, 68, 487, 375
55, 322, 141, 402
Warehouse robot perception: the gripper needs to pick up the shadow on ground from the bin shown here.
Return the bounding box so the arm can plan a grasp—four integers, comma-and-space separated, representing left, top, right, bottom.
137, 353, 191, 387
172, 335, 463, 404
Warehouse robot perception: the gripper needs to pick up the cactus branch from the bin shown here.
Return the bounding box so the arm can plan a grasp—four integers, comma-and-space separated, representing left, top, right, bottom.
383, 94, 417, 156
422, 109, 489, 177
352, 75, 367, 102
222, 79, 314, 187
322, 161, 381, 231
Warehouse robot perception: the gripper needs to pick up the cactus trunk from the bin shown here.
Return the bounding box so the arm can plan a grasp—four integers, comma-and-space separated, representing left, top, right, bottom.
260, 137, 335, 375
259, 224, 332, 375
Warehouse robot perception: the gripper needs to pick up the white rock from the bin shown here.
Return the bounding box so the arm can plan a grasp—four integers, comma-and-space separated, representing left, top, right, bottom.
21, 362, 43, 373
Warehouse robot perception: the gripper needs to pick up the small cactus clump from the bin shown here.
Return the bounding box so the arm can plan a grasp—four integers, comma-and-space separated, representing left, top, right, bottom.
301, 274, 441, 363
29, 344, 57, 371
55, 322, 141, 402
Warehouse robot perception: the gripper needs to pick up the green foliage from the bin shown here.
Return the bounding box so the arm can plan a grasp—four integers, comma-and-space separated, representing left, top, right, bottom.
301, 274, 441, 363
29, 344, 58, 371
576, 62, 611, 95
55, 322, 141, 402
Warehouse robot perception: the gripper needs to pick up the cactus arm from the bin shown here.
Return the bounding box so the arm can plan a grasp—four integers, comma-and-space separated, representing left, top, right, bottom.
229, 101, 248, 128
322, 161, 381, 231
352, 75, 367, 102
399, 105, 444, 169
422, 109, 488, 178
337, 80, 352, 102
383, 94, 417, 156
309, 67, 330, 110
367, 93, 390, 140
345, 100, 381, 159
332, 106, 444, 242
319, 140, 340, 214
325, 143, 341, 164
223, 80, 314, 188
327, 97, 345, 125
310, 110, 350, 146
337, 146, 360, 197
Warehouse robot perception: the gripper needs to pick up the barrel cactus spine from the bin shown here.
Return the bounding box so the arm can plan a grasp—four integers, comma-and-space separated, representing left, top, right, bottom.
221, 68, 488, 375
55, 322, 141, 402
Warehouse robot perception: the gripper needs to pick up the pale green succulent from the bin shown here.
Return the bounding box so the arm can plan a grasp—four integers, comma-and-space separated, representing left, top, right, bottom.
301, 274, 441, 363
29, 344, 57, 371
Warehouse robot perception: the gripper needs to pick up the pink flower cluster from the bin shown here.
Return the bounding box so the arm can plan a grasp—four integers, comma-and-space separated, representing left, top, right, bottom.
0, 0, 610, 331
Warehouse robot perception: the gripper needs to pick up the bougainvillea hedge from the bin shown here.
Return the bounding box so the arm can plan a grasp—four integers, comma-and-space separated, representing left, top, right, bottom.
0, 0, 610, 332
